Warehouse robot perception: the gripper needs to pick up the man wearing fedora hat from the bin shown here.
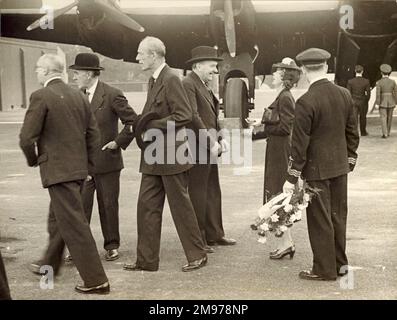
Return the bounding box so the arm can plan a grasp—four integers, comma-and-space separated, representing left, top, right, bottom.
68, 52, 137, 262
183, 46, 236, 250
375, 63, 396, 138
283, 48, 359, 281
123, 37, 207, 272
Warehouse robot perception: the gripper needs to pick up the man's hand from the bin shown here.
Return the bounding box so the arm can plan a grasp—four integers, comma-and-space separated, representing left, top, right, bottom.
283, 181, 296, 194
219, 139, 230, 153
86, 175, 93, 182
102, 141, 119, 150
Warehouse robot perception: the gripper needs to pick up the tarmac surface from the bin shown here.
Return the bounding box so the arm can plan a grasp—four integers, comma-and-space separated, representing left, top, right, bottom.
0, 98, 396, 300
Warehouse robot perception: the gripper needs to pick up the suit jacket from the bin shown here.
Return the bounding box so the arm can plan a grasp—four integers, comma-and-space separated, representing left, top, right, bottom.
347, 76, 371, 101
90, 81, 137, 174
139, 65, 194, 175
287, 79, 359, 184
375, 77, 397, 108
19, 79, 101, 188
182, 71, 220, 160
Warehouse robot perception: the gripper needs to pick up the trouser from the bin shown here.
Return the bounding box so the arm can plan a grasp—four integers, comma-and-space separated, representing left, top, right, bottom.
0, 251, 11, 300
188, 163, 225, 244
40, 181, 108, 287
353, 99, 368, 134
306, 174, 348, 279
379, 107, 395, 136
136, 172, 206, 270
82, 171, 121, 250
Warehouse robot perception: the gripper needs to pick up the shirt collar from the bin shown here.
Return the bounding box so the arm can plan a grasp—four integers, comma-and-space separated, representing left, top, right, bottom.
86, 78, 99, 96
152, 62, 166, 80
356, 74, 363, 77
44, 76, 62, 87
309, 75, 328, 85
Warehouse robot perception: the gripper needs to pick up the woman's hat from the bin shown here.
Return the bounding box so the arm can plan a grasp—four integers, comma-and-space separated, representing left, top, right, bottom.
69, 53, 104, 71
186, 46, 223, 64
272, 57, 301, 71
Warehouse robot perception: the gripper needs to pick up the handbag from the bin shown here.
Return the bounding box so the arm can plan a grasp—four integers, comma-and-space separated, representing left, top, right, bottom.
261, 107, 280, 125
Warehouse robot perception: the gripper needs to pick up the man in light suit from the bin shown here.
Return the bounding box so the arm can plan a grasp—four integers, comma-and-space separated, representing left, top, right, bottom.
347, 65, 371, 136
183, 46, 236, 251
20, 54, 109, 294
68, 53, 137, 261
283, 48, 359, 281
375, 64, 396, 138
123, 37, 207, 272
0, 251, 11, 300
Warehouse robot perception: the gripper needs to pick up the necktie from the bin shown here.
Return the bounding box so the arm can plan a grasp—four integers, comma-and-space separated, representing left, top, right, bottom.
148, 76, 155, 92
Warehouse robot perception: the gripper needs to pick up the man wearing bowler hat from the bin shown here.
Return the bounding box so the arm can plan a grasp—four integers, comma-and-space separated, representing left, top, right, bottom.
347, 65, 371, 136
183, 46, 236, 251
283, 48, 359, 281
68, 53, 137, 261
375, 63, 396, 138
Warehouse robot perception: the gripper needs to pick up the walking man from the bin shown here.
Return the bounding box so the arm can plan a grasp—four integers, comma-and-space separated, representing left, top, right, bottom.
123, 37, 207, 272
347, 65, 371, 136
20, 54, 109, 294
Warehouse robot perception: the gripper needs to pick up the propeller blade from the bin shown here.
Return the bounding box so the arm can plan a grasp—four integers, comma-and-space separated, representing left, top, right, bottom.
95, 0, 145, 32
27, 0, 79, 31
224, 0, 236, 57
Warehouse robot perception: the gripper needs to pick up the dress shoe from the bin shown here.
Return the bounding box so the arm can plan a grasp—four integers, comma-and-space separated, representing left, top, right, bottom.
382, 135, 387, 139
64, 254, 73, 263
182, 256, 208, 272
204, 245, 215, 254
75, 281, 110, 295
207, 237, 236, 246
299, 270, 336, 281
105, 249, 119, 261
269, 245, 295, 260
123, 263, 158, 272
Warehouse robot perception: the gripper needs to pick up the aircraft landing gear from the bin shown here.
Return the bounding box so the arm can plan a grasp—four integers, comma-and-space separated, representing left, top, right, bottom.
218, 52, 255, 129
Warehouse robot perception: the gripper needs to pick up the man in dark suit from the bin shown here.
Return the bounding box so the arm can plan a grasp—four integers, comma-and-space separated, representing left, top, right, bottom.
68, 53, 137, 261
283, 48, 359, 281
19, 54, 109, 294
183, 46, 236, 251
0, 251, 11, 300
347, 65, 371, 136
375, 64, 396, 138
123, 36, 207, 272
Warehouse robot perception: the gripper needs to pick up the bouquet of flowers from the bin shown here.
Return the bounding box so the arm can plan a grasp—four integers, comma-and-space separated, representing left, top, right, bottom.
250, 183, 319, 244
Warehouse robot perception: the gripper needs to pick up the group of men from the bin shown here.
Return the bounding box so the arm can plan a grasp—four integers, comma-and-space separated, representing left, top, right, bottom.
1, 36, 236, 296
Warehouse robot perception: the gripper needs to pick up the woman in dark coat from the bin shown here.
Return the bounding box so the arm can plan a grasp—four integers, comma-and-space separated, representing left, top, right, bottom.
262, 58, 300, 259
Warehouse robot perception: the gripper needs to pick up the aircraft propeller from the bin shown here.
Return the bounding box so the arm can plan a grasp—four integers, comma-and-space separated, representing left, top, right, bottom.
223, 0, 236, 57
26, 0, 145, 33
